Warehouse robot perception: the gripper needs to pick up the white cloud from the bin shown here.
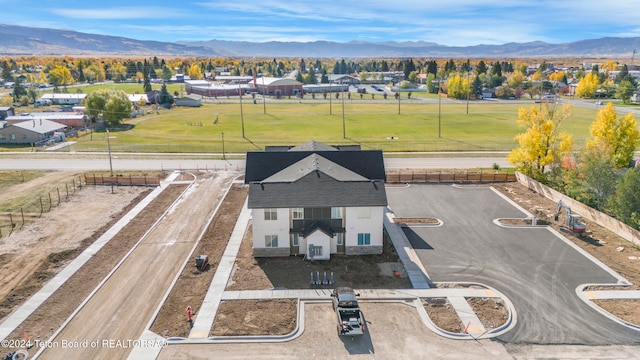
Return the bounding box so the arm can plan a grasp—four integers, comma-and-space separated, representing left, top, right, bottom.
51, 7, 186, 20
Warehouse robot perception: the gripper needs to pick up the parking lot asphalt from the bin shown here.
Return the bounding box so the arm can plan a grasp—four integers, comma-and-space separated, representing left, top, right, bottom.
386, 184, 640, 345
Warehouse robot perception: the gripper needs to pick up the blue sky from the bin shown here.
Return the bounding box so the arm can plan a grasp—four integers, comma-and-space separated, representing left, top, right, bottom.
2, 0, 639, 46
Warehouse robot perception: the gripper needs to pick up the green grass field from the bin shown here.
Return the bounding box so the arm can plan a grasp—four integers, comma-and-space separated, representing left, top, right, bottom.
71, 100, 600, 153
0, 171, 44, 190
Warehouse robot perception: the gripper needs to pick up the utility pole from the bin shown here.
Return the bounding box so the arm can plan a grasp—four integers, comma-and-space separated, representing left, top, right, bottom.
221, 132, 225, 160
106, 128, 114, 194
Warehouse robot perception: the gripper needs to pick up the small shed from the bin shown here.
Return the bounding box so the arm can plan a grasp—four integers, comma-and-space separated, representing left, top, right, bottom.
0, 106, 14, 120
175, 94, 202, 107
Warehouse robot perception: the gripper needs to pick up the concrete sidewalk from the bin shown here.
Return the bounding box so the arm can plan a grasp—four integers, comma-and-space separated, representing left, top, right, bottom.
383, 210, 431, 288
189, 198, 251, 338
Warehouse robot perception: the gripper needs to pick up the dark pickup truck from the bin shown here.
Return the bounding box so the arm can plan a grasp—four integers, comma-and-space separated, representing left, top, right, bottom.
331, 287, 366, 336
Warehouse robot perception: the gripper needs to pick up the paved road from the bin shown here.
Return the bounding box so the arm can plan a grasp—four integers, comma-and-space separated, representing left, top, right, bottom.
158, 302, 511, 360
38, 173, 235, 359
386, 184, 640, 345
0, 155, 511, 171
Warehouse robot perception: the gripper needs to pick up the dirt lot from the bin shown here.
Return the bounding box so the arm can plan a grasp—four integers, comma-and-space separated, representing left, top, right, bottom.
211, 299, 297, 336
0, 173, 152, 320
1, 183, 186, 354
492, 182, 640, 326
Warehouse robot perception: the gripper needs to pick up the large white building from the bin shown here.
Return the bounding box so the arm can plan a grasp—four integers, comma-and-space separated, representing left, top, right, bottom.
245, 141, 387, 259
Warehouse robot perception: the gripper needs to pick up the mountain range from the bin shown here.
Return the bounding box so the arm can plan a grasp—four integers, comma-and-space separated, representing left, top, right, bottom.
1, 24, 639, 58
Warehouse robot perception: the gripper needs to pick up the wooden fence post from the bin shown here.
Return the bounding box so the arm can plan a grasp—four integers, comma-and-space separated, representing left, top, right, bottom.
48, 193, 52, 212
21, 207, 25, 229
65, 183, 69, 200
39, 197, 44, 217
57, 188, 61, 205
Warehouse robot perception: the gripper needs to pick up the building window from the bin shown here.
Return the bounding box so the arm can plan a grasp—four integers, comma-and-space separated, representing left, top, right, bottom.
356, 207, 371, 219
0, 134, 4, 141
265, 235, 278, 248
336, 233, 344, 245
292, 208, 304, 219
292, 233, 299, 246
357, 233, 370, 245
331, 207, 342, 219
10, 134, 15, 140
264, 208, 277, 220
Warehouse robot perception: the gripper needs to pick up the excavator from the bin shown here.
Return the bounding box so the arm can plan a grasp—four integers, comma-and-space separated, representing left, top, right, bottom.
554, 200, 587, 236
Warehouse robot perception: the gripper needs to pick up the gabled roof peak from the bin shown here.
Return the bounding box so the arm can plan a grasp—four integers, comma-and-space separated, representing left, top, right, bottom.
289, 140, 337, 152
262, 153, 367, 183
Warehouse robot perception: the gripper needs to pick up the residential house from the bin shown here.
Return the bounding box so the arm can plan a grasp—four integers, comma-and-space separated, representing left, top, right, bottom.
0, 106, 14, 120
41, 93, 87, 105
0, 119, 66, 145
245, 141, 388, 259
5, 112, 87, 129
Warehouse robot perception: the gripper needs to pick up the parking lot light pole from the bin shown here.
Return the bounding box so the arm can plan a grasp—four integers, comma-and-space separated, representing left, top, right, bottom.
342, 87, 346, 138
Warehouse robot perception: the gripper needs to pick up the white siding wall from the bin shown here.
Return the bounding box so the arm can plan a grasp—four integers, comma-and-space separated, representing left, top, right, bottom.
344, 206, 384, 247
251, 208, 290, 250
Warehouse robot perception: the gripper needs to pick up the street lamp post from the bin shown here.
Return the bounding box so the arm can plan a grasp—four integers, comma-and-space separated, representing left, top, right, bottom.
397, 91, 401, 115
106, 128, 114, 194
438, 88, 442, 138
431, 78, 444, 138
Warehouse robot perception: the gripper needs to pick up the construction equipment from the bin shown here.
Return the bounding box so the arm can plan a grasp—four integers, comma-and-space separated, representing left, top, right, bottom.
195, 254, 209, 271
554, 200, 586, 235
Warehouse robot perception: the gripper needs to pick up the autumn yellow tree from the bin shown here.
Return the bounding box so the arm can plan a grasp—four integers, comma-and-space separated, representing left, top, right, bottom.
188, 64, 203, 80
586, 102, 640, 168
548, 71, 565, 82
601, 61, 619, 72
446, 74, 469, 100
507, 70, 526, 88
508, 104, 574, 179
48, 65, 75, 89
576, 72, 599, 98
109, 62, 127, 82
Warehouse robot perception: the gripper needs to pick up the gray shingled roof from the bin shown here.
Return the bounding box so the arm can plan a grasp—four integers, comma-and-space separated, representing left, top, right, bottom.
248, 171, 387, 208
262, 154, 367, 183
289, 140, 338, 152
246, 141, 387, 209
11, 119, 66, 134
